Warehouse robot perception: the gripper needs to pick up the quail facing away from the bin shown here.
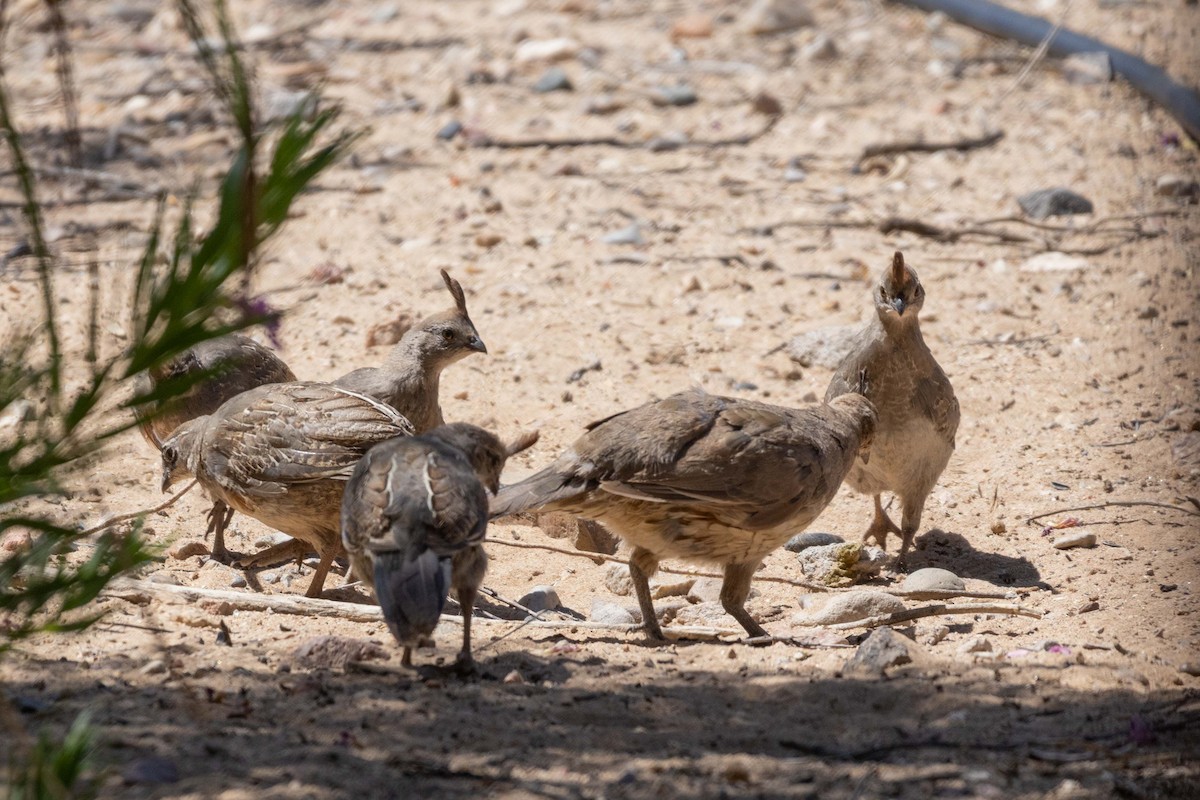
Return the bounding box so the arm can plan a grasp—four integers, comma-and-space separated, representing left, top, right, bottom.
134, 335, 295, 562
341, 425, 538, 668
160, 382, 414, 597
825, 251, 960, 566
335, 270, 487, 434
490, 389, 876, 640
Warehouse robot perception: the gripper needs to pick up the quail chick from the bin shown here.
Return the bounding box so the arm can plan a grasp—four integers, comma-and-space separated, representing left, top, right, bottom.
825, 251, 960, 567
341, 425, 538, 669
491, 389, 876, 640
335, 270, 486, 433
134, 335, 295, 562
160, 382, 414, 597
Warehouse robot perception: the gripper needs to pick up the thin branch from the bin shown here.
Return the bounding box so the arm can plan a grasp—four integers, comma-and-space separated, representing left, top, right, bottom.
859, 130, 1004, 161
473, 115, 779, 151
827, 602, 1042, 630
1025, 500, 1200, 524
487, 537, 835, 592
77, 481, 197, 537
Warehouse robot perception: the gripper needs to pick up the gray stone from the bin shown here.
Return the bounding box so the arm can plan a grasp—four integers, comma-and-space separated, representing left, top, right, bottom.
899, 567, 965, 599
519, 585, 561, 612
650, 85, 698, 107
784, 531, 845, 553
263, 89, 318, 123
230, 575, 247, 588
791, 590, 906, 626
436, 120, 463, 141
786, 325, 860, 369
845, 626, 915, 677
590, 599, 638, 625
1053, 531, 1097, 549
794, 542, 887, 587
1017, 188, 1094, 219
671, 601, 734, 627
533, 67, 573, 93
687, 576, 724, 603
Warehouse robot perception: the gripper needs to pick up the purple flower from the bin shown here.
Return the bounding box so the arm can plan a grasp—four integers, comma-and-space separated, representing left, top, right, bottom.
235, 295, 283, 349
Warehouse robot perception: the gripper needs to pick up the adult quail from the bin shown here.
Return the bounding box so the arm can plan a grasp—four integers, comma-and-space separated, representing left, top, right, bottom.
341, 425, 538, 668
134, 335, 295, 562
335, 270, 487, 433
490, 389, 876, 640
160, 382, 414, 597
825, 251, 960, 566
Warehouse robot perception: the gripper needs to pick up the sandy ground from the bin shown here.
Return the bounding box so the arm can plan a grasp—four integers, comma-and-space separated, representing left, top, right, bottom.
2, 0, 1199, 797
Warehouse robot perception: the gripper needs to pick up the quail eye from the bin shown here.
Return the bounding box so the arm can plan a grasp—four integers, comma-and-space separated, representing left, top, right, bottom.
441, 328, 454, 340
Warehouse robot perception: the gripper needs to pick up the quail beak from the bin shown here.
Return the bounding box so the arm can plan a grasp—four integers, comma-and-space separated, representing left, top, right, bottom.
890, 296, 906, 316
161, 468, 172, 494
467, 335, 488, 354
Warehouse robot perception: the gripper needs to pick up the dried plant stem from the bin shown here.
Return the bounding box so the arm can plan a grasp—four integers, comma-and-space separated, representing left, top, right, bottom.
1026, 500, 1200, 524
77, 481, 197, 537
828, 602, 1042, 630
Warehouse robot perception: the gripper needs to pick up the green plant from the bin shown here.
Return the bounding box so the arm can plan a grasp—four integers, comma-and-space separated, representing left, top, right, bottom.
5, 711, 98, 800
0, 0, 358, 648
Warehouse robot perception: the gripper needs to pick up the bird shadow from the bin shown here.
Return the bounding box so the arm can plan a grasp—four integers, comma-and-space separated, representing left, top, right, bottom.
908, 528, 1050, 589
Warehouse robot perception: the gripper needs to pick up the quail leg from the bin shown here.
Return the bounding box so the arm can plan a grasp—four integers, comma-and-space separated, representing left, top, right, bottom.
895, 496, 926, 571
205, 501, 237, 564
862, 494, 902, 550
720, 560, 768, 639
302, 546, 337, 598
628, 547, 664, 641
452, 546, 487, 674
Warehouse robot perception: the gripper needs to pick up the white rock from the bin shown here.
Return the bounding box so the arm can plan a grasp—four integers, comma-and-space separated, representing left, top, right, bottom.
519, 585, 561, 612
744, 0, 814, 35
651, 577, 695, 599
900, 567, 965, 599
604, 563, 633, 596
514, 37, 580, 63
791, 590, 906, 626
1020, 252, 1091, 273
1053, 531, 1097, 549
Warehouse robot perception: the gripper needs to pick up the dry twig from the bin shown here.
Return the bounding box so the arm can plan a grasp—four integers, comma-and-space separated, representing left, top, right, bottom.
77, 480, 197, 537
859, 130, 1004, 161
828, 602, 1042, 630
1026, 500, 1200, 524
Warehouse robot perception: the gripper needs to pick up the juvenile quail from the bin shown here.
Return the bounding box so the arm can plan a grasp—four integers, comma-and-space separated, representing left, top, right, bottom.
490, 389, 876, 641
335, 270, 486, 433
825, 251, 960, 566
134, 335, 295, 562
341, 425, 538, 668
160, 382, 414, 597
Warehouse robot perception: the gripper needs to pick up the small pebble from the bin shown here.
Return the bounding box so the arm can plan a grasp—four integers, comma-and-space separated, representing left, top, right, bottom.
801, 33, 838, 62
1180, 663, 1200, 677
503, 669, 525, 684
230, 575, 247, 588
584, 94, 624, 115
957, 635, 994, 655
1137, 306, 1159, 320
436, 120, 463, 141
602, 223, 644, 245
590, 599, 637, 625
670, 13, 713, 40
1053, 531, 1097, 549
1017, 187, 1094, 219
650, 85, 698, 107
744, 0, 814, 34
533, 67, 572, 93
1077, 600, 1100, 614
140, 659, 167, 675
1155, 174, 1200, 199
474, 232, 503, 248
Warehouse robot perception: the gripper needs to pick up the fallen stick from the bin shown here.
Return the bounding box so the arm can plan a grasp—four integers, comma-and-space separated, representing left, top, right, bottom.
486, 537, 1020, 600
104, 579, 725, 636
828, 602, 1042, 630
1026, 500, 1200, 524
473, 115, 779, 151
859, 130, 1004, 161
